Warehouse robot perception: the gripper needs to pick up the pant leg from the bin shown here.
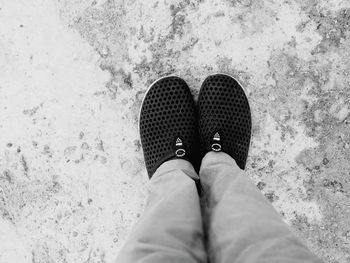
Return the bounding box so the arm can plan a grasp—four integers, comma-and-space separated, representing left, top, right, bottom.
116, 159, 207, 263
200, 151, 323, 263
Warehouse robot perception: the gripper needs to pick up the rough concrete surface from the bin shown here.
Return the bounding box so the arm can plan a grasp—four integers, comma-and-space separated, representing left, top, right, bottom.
0, 0, 350, 262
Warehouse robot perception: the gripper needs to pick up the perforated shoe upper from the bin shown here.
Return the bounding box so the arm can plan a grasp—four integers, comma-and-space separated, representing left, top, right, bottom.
198, 74, 252, 170
139, 76, 199, 178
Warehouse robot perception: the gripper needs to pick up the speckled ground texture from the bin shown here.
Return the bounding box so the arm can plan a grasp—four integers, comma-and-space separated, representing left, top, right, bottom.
1, 0, 350, 262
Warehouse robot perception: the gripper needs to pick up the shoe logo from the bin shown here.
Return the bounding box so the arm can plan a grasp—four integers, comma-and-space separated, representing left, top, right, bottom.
211, 132, 222, 152
176, 138, 183, 146
175, 138, 186, 157
213, 132, 220, 141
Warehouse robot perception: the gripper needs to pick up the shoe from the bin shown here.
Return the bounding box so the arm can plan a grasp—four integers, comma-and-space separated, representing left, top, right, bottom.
139, 76, 199, 178
198, 73, 252, 170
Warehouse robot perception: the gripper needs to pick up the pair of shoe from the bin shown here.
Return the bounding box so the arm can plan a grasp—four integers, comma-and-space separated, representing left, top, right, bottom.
139, 74, 252, 178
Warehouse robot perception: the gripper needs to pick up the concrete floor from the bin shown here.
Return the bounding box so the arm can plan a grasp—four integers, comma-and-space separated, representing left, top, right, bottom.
1, 0, 350, 262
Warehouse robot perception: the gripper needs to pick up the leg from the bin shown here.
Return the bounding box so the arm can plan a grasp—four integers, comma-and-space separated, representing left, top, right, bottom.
116, 159, 207, 263
200, 151, 323, 263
